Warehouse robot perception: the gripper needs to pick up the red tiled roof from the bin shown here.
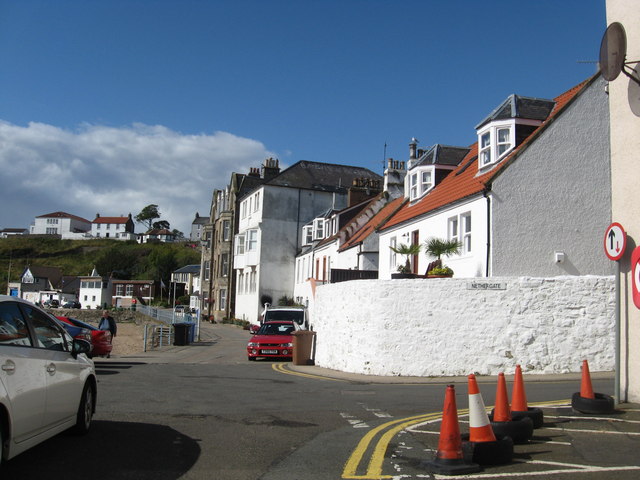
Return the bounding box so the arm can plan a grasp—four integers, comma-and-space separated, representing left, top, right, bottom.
37, 211, 91, 223
93, 216, 129, 224
382, 76, 593, 231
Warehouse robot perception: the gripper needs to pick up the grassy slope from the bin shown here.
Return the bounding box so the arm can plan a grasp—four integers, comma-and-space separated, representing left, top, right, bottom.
0, 236, 201, 294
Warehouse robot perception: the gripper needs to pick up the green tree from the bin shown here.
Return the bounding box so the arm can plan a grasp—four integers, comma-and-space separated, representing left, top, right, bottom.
135, 204, 160, 231
423, 238, 461, 261
152, 220, 170, 230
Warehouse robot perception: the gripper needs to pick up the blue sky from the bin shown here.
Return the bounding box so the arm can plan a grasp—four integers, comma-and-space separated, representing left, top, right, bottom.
0, 0, 606, 234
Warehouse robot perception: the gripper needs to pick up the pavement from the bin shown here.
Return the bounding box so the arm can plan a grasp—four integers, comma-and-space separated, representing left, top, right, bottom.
104, 322, 640, 479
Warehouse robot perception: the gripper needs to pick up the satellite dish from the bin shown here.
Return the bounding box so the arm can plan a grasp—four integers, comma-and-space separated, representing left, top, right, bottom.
599, 22, 627, 81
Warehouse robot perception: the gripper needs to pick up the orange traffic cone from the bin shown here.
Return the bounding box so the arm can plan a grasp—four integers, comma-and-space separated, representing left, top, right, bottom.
579, 359, 595, 399
464, 374, 513, 465
511, 365, 544, 429
467, 374, 497, 442
571, 359, 615, 414
490, 372, 533, 444
511, 365, 528, 412
493, 373, 512, 422
422, 385, 480, 475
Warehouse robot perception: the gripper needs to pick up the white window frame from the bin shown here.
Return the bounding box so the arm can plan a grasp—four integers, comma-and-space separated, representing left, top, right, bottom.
254, 192, 260, 212
462, 212, 472, 253
409, 173, 418, 200
125, 284, 134, 296
313, 219, 325, 240
497, 127, 511, 158
116, 284, 124, 296
221, 253, 229, 277
302, 225, 313, 245
235, 234, 245, 255
480, 131, 491, 166
421, 170, 433, 193
448, 216, 459, 244
219, 288, 227, 310
246, 229, 258, 252
389, 236, 397, 270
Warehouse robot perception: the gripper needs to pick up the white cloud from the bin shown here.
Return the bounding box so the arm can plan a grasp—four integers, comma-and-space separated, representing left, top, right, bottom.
0, 121, 274, 234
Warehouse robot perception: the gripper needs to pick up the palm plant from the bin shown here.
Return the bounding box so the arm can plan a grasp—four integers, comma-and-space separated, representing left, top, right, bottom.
390, 243, 421, 273
423, 237, 461, 276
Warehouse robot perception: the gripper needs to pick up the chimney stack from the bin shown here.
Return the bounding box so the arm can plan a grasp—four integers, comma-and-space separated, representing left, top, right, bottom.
409, 137, 419, 160
384, 158, 407, 199
262, 157, 281, 181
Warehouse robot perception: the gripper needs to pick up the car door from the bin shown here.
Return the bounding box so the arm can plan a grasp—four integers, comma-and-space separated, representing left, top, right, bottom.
20, 305, 88, 430
0, 301, 47, 444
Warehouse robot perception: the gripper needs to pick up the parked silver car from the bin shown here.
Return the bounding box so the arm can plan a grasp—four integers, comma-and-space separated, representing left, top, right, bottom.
0, 296, 96, 465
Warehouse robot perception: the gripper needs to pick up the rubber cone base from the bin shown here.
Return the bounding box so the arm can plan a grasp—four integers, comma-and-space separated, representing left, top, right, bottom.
421, 457, 481, 476
571, 391, 615, 414
490, 416, 534, 444
461, 434, 514, 466
511, 407, 544, 429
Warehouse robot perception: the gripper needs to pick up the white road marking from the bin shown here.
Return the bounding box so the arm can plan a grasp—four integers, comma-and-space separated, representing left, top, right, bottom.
547, 427, 640, 436
547, 414, 640, 424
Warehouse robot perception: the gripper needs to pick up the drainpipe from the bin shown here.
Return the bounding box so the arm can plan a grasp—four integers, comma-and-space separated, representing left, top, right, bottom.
484, 188, 491, 277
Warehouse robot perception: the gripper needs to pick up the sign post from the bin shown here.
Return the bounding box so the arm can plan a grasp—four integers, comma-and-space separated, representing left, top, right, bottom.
604, 222, 627, 405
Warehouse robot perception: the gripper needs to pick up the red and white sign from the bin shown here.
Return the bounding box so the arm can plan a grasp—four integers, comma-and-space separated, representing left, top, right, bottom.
604, 222, 627, 261
632, 247, 640, 309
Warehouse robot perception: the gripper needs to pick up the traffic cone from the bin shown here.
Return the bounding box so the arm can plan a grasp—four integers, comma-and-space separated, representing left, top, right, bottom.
571, 359, 615, 414
422, 385, 480, 475
510, 365, 544, 429
579, 359, 595, 399
490, 373, 533, 444
463, 374, 514, 465
493, 373, 511, 422
467, 374, 496, 443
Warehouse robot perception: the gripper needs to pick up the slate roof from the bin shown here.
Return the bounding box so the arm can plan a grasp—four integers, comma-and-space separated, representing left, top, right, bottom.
173, 264, 201, 274
23, 265, 63, 288
382, 76, 593, 231
36, 211, 91, 223
412, 144, 470, 168
192, 214, 209, 225
475, 94, 556, 130
260, 160, 382, 194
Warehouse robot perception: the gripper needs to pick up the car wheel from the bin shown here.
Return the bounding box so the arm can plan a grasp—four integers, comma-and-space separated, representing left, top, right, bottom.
72, 382, 95, 434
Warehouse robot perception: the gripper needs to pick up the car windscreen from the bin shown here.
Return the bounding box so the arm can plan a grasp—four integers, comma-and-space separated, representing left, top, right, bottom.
257, 323, 295, 335
263, 310, 304, 324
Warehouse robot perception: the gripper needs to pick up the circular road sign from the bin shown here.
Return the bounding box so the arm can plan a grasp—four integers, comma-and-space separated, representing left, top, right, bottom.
632, 247, 640, 309
604, 222, 627, 261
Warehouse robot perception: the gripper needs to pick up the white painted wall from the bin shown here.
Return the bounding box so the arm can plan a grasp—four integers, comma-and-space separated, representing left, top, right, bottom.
379, 196, 488, 279
311, 276, 614, 377
607, 0, 640, 402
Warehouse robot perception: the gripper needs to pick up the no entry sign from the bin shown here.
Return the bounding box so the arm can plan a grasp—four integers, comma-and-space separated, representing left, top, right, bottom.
604, 222, 627, 261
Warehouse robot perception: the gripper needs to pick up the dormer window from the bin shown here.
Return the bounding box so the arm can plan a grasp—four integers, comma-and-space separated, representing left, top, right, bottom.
302, 225, 313, 246
313, 218, 325, 240
478, 124, 513, 168
408, 166, 435, 200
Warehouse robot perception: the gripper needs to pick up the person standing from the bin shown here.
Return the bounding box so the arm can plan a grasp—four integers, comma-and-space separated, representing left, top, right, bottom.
99, 310, 117, 356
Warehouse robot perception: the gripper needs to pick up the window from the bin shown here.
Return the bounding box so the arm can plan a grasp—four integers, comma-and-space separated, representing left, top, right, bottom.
410, 173, 418, 199
448, 216, 459, 243
389, 236, 397, 270
302, 225, 313, 245
219, 289, 227, 310
480, 132, 491, 166
250, 270, 256, 292
421, 171, 433, 192
462, 213, 472, 253
116, 284, 124, 296
497, 128, 511, 157
247, 229, 258, 252
238, 272, 244, 294
24, 305, 66, 351
222, 220, 230, 241
235, 234, 245, 255
241, 201, 247, 219
46, 228, 57, 234
313, 219, 325, 240
204, 260, 211, 281
125, 284, 133, 296
221, 253, 229, 277
0, 302, 32, 346
254, 192, 260, 212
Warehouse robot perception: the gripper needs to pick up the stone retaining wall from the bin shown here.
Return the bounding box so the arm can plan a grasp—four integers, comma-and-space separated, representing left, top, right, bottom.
311, 276, 615, 377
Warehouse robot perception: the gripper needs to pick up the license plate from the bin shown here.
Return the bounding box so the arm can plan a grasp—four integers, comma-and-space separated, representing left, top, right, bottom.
261, 349, 278, 354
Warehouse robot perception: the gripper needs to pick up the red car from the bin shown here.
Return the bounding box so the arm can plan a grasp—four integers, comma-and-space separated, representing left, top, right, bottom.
247, 320, 298, 361
56, 316, 113, 358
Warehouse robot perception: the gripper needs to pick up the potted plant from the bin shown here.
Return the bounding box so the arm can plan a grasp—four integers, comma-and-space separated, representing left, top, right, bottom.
390, 242, 421, 278
423, 237, 461, 277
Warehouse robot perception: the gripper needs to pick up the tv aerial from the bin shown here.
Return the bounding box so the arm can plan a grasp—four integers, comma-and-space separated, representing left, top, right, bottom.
599, 22, 640, 85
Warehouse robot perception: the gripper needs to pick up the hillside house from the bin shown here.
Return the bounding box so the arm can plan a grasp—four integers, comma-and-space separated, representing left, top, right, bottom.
30, 211, 91, 239
78, 268, 112, 309
91, 213, 136, 240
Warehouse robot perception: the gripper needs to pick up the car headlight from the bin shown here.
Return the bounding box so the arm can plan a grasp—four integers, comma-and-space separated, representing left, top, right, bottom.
248, 342, 259, 347
281, 343, 293, 348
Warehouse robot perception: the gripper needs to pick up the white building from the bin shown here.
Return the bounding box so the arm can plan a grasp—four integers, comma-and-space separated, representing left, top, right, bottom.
606, 0, 640, 402
91, 213, 136, 240
234, 159, 382, 323
379, 75, 612, 280
78, 268, 112, 310
30, 211, 91, 237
